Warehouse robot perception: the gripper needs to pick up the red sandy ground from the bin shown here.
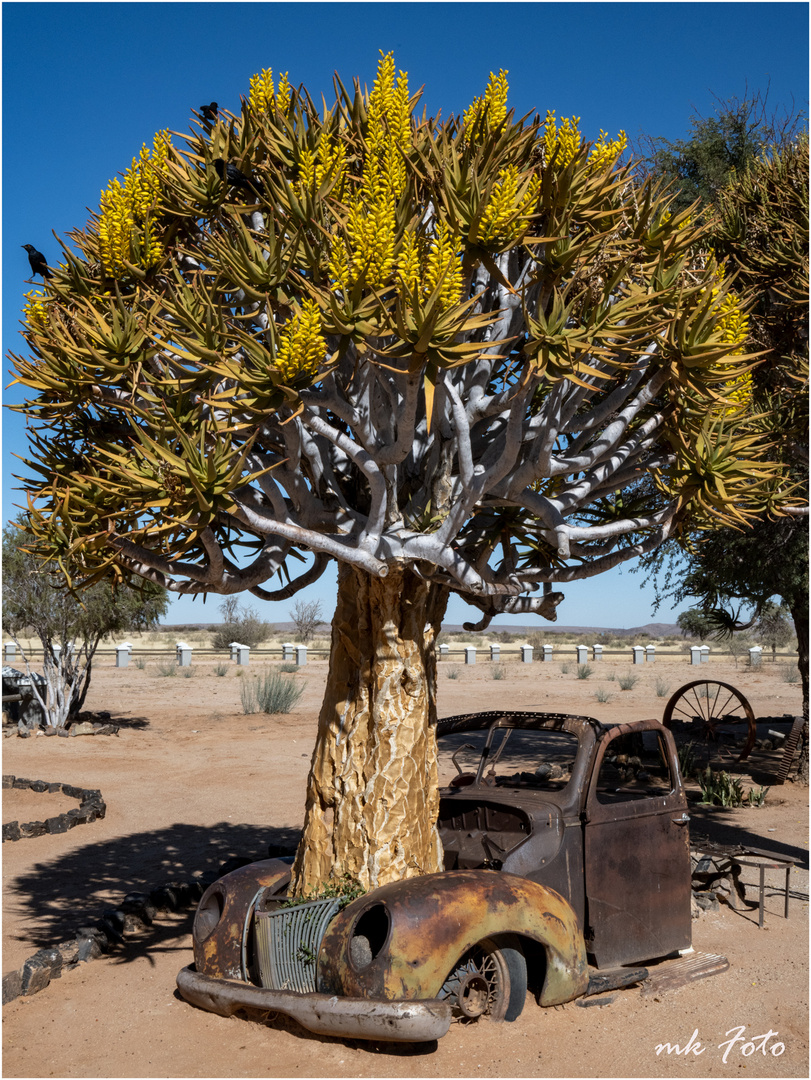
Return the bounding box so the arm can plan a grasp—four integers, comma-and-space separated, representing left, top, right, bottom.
2, 655, 808, 1078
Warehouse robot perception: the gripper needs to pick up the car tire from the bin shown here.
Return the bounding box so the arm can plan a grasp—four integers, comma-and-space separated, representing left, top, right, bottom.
440, 934, 527, 1023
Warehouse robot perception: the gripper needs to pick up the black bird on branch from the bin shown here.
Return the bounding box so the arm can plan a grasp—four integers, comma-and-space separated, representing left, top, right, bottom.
22, 244, 52, 279
200, 102, 218, 122
213, 159, 264, 194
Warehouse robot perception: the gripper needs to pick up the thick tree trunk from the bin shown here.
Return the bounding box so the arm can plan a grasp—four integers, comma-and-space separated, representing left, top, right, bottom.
291, 564, 449, 895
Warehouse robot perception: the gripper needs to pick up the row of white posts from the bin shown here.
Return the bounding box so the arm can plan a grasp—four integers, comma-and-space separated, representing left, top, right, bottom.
2, 641, 769, 668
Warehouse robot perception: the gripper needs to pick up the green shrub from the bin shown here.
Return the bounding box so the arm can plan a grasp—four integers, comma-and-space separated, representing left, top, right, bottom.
181, 666, 195, 678
605, 671, 617, 681
576, 664, 592, 680
241, 669, 305, 715
156, 661, 177, 677
655, 676, 671, 698
677, 741, 698, 780
491, 665, 506, 680
560, 662, 570, 674
278, 662, 299, 673
214, 662, 229, 677
781, 664, 800, 684
446, 666, 461, 680
594, 686, 612, 703
134, 657, 147, 670
698, 768, 745, 807
618, 671, 638, 691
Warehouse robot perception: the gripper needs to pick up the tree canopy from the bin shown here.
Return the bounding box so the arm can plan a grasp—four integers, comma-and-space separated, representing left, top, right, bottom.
2, 520, 168, 727
7, 56, 798, 885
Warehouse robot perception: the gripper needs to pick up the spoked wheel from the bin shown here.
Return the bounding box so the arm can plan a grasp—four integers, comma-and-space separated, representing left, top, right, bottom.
662, 680, 757, 764
438, 935, 527, 1023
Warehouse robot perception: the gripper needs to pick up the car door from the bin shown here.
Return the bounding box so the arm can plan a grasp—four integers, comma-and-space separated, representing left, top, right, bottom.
583, 722, 691, 968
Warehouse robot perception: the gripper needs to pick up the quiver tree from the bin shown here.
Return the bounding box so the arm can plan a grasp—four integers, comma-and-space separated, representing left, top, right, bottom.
8, 56, 793, 890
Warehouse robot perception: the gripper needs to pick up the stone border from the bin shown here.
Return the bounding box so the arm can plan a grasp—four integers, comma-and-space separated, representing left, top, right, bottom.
2, 776, 106, 842
2, 873, 218, 1005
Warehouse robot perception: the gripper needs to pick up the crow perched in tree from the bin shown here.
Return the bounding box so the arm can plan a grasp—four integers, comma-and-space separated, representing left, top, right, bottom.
200, 102, 218, 121
22, 244, 52, 279
213, 159, 264, 194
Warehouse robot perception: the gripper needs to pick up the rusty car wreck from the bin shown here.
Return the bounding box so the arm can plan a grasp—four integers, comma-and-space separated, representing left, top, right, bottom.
177, 711, 694, 1041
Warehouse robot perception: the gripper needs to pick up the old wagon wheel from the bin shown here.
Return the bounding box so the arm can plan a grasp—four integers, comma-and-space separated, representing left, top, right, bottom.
662, 680, 757, 763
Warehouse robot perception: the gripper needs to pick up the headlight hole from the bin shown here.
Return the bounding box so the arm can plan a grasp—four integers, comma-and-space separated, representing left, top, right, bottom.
349, 903, 390, 969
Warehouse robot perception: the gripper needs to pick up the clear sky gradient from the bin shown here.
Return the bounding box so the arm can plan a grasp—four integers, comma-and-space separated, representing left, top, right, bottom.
3, 1, 808, 629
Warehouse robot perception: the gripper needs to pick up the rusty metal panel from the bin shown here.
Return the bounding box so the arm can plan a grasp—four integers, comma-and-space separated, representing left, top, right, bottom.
193, 859, 292, 981
318, 870, 588, 1008
583, 724, 692, 968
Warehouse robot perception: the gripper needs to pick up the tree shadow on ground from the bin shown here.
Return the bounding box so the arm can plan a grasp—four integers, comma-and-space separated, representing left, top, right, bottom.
6, 821, 301, 959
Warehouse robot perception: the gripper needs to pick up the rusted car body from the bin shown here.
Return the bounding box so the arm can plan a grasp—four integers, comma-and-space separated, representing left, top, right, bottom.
177, 711, 692, 1041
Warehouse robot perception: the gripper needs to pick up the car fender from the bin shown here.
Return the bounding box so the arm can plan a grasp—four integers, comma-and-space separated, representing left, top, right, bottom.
193, 859, 292, 980
317, 870, 588, 1007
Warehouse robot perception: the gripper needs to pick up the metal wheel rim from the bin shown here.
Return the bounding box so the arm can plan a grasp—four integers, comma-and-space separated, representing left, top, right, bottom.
662, 680, 757, 762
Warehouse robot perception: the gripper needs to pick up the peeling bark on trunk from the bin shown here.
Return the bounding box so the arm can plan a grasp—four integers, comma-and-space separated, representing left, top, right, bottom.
291, 564, 449, 895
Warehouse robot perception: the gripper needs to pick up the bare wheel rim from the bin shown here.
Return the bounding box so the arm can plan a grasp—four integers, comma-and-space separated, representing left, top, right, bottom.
439, 936, 526, 1022
662, 680, 757, 762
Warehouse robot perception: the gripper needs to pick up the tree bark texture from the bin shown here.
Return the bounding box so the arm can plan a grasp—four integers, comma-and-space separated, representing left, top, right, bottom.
291, 565, 449, 894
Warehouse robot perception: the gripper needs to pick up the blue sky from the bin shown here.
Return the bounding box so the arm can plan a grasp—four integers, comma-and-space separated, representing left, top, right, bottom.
3, 1, 808, 629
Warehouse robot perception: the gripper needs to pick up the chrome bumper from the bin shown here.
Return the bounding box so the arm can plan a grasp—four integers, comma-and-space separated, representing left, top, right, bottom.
176, 966, 452, 1043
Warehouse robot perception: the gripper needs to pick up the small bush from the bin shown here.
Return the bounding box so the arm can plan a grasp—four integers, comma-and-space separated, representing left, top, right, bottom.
618, 671, 638, 691
214, 662, 229, 677
277, 663, 299, 673
655, 676, 671, 698
446, 666, 461, 680
560, 662, 570, 674
181, 666, 195, 678
677, 741, 698, 780
604, 671, 617, 682
134, 657, 147, 670
576, 664, 593, 680
781, 664, 800, 684
491, 665, 506, 680
594, 686, 612, 703
156, 661, 177, 677
241, 669, 305, 715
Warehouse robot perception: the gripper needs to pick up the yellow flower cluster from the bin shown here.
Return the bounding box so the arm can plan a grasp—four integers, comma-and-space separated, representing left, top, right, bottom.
297, 133, 347, 197
331, 52, 412, 292
274, 300, 325, 383
397, 224, 464, 312
463, 69, 509, 133
588, 128, 628, 172
97, 131, 171, 277
249, 68, 291, 112
716, 291, 750, 354
24, 290, 49, 330
543, 111, 582, 171
478, 165, 540, 248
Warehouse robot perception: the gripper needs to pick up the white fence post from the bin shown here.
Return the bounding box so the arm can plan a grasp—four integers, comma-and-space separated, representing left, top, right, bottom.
576, 645, 588, 664
490, 643, 500, 663
464, 647, 476, 665
632, 646, 645, 665
176, 642, 192, 667
235, 644, 250, 666
282, 642, 294, 662
542, 644, 553, 662
520, 645, 533, 664
115, 645, 129, 668
439, 643, 449, 660
646, 644, 656, 663
295, 645, 307, 666
700, 645, 710, 663
690, 646, 702, 666
4, 642, 17, 662
749, 646, 762, 668
592, 644, 603, 661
